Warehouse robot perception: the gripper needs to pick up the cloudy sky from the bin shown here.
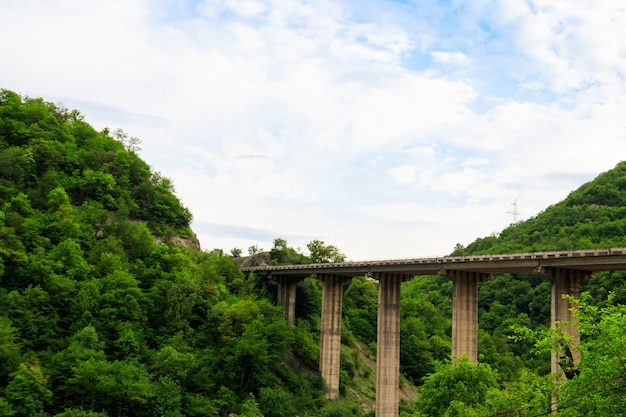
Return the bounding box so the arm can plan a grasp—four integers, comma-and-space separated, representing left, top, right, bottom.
2, 0, 626, 260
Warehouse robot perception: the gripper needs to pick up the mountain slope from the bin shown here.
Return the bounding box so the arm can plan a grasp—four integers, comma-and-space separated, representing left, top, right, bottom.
453, 161, 626, 255
442, 161, 626, 377
0, 90, 338, 416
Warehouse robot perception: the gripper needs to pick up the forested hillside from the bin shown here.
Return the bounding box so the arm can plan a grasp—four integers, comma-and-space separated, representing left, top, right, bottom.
2, 89, 626, 417
454, 161, 626, 255
0, 90, 353, 416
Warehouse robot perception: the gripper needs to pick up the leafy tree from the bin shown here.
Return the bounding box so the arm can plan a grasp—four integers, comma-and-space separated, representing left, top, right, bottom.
307, 240, 346, 263
48, 326, 106, 409
472, 369, 552, 417
416, 359, 498, 417
112, 128, 141, 153
532, 294, 626, 415
47, 186, 70, 212
152, 345, 197, 382
343, 277, 378, 346
5, 285, 61, 351
206, 298, 294, 394
258, 386, 298, 417
152, 376, 183, 417
68, 358, 153, 415
0, 315, 20, 387
399, 276, 452, 383
268, 238, 309, 265
269, 238, 289, 264
0, 397, 14, 417
248, 245, 262, 255
229, 393, 264, 417
4, 358, 53, 416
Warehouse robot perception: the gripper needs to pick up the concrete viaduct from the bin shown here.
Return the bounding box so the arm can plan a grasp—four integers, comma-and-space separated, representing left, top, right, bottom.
240, 248, 626, 417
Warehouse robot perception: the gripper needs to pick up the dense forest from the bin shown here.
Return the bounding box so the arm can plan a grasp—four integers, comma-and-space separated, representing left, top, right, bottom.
1, 89, 625, 416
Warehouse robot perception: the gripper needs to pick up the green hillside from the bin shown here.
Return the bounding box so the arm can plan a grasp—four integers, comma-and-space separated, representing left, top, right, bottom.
453, 161, 626, 255
0, 90, 345, 416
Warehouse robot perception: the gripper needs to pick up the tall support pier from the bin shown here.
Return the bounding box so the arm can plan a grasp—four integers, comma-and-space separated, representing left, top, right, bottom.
276, 276, 299, 325
374, 272, 412, 417
318, 274, 352, 399
543, 267, 590, 377
448, 270, 488, 362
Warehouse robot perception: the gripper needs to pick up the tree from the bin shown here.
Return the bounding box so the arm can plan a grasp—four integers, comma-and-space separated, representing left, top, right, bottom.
268, 238, 308, 265
509, 292, 626, 415
206, 298, 294, 393
229, 393, 263, 417
416, 359, 499, 417
343, 277, 378, 345
0, 315, 21, 387
248, 245, 262, 255
306, 240, 346, 263
552, 294, 626, 415
69, 358, 153, 415
269, 238, 289, 264
152, 345, 197, 382
112, 128, 141, 153
4, 358, 53, 416
48, 326, 106, 410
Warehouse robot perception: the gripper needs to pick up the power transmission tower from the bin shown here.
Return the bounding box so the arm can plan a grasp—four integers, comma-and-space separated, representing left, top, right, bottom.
507, 199, 521, 224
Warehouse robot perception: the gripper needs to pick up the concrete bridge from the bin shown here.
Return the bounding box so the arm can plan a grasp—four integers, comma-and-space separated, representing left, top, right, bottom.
241, 248, 626, 417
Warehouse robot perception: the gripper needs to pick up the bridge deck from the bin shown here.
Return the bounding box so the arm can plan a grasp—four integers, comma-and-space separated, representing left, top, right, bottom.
240, 248, 626, 277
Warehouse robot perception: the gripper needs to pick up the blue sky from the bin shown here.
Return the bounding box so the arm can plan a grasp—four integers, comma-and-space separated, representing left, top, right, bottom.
2, 0, 626, 259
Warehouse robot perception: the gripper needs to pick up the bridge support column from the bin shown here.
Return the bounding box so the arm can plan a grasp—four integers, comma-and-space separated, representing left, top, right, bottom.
318, 274, 351, 400
374, 272, 411, 417
546, 268, 590, 377
277, 276, 298, 325
448, 271, 487, 362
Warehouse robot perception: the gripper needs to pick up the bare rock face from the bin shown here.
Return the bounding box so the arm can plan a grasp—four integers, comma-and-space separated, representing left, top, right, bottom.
154, 230, 202, 251
236, 252, 271, 268
169, 235, 201, 251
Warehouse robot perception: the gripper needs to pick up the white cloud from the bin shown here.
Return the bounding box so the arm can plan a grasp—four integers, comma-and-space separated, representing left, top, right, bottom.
390, 165, 418, 185
489, 0, 626, 92
431, 51, 472, 67
2, 0, 626, 259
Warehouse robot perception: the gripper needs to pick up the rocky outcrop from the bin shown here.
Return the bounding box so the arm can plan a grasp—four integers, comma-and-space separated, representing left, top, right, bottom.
236, 252, 271, 268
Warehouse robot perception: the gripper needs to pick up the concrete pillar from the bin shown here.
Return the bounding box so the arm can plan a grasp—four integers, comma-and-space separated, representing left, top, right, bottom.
449, 271, 483, 362
547, 268, 588, 377
374, 272, 409, 417
277, 276, 298, 325
318, 274, 351, 400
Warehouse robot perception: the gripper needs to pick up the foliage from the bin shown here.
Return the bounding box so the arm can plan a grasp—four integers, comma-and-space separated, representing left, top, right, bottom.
518, 294, 626, 415
4, 358, 53, 416
453, 161, 626, 256
268, 238, 309, 265
307, 240, 346, 263
0, 90, 329, 416
343, 277, 378, 346
415, 359, 498, 417
409, 368, 552, 417
399, 276, 452, 383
